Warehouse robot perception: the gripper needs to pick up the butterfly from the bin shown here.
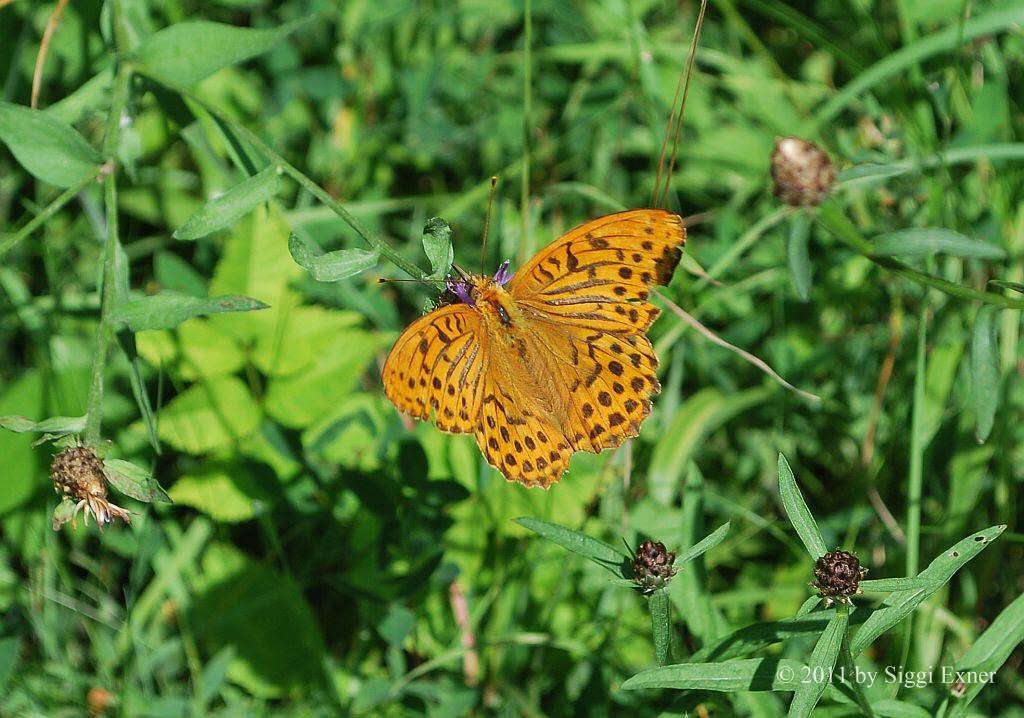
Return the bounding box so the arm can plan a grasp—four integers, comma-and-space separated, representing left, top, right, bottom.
382, 209, 686, 488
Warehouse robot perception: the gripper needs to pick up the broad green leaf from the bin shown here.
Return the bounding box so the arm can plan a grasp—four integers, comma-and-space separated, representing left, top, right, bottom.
787, 212, 812, 301
110, 293, 268, 331
0, 636, 20, 694
0, 415, 85, 434
788, 608, 848, 717
169, 463, 263, 522
190, 542, 325, 696
134, 17, 315, 86
970, 306, 999, 442
378, 605, 416, 646
288, 233, 379, 281
945, 591, 1024, 716
677, 522, 730, 566
51, 498, 79, 531
850, 525, 1005, 655
252, 305, 363, 377
777, 453, 827, 560
155, 251, 208, 297
621, 657, 804, 691
513, 517, 627, 575
0, 102, 102, 187
649, 589, 671, 665
0, 372, 44, 513
178, 320, 246, 380
174, 167, 281, 239
158, 376, 261, 454
872, 229, 1006, 260
102, 458, 172, 503
264, 329, 382, 428
422, 217, 455, 279
302, 393, 391, 473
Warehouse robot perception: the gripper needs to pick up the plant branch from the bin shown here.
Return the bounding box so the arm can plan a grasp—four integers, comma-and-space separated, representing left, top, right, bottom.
0, 167, 101, 258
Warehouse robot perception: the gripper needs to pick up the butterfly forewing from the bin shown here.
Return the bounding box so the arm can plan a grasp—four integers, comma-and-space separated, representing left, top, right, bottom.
382, 304, 485, 433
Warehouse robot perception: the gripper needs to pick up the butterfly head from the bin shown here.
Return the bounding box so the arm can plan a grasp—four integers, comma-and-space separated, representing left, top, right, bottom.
444, 260, 514, 308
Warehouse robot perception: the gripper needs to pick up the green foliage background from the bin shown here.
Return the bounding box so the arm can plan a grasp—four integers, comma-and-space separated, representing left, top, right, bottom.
1, 0, 1023, 715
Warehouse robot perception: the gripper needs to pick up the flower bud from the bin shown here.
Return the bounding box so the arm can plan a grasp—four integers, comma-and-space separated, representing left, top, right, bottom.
632, 539, 678, 594
770, 136, 836, 207
811, 549, 867, 606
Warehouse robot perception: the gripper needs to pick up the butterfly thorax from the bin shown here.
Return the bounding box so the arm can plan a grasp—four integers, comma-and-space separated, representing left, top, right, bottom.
470, 278, 518, 328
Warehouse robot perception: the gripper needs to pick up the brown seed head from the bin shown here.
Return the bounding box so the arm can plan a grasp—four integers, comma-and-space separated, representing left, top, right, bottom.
51, 446, 108, 502
632, 539, 678, 594
811, 549, 867, 605
770, 136, 836, 207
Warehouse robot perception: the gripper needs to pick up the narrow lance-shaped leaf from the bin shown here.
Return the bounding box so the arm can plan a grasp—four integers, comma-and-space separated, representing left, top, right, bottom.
788, 212, 812, 301
788, 607, 848, 718
621, 657, 805, 692
970, 306, 999, 443
174, 167, 281, 240
422, 217, 455, 279
109, 294, 268, 331
944, 591, 1024, 716
0, 415, 86, 434
988, 279, 1024, 294
872, 229, 1006, 261
288, 234, 380, 282
649, 589, 671, 665
133, 17, 317, 86
851, 525, 1005, 656
858, 577, 935, 593
513, 517, 627, 576
778, 453, 827, 560
677, 522, 730, 566
0, 102, 103, 187
103, 459, 172, 504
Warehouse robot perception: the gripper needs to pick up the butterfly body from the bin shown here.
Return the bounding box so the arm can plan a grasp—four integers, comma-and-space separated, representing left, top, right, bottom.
383, 209, 685, 488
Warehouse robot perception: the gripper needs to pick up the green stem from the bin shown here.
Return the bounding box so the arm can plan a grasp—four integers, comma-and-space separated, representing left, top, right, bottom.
817, 201, 1024, 310
839, 612, 878, 718
0, 168, 102, 259
148, 78, 424, 279
83, 0, 131, 444
519, 0, 533, 267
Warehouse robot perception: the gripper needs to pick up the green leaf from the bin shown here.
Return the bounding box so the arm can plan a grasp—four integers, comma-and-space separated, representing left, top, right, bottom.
154, 251, 208, 297
676, 522, 730, 567
857, 577, 936, 593
422, 217, 455, 279
0, 415, 85, 434
109, 293, 268, 331
787, 212, 812, 301
174, 167, 281, 239
190, 542, 325, 696
0, 102, 102, 187
850, 525, 1005, 655
649, 589, 671, 665
102, 458, 172, 504
872, 229, 1006, 261
134, 17, 316, 86
0, 372, 44, 513
621, 657, 804, 691
158, 376, 261, 454
945, 591, 1024, 716
970, 306, 999, 443
51, 497, 79, 530
777, 453, 827, 560
169, 462, 264, 522
513, 517, 627, 575
198, 646, 236, 709
788, 608, 848, 717
988, 279, 1024, 294
288, 233, 380, 282
378, 605, 416, 646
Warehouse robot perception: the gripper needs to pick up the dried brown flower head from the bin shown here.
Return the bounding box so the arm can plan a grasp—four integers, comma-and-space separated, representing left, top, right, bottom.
811, 549, 867, 606
770, 136, 836, 207
632, 539, 678, 594
51, 445, 131, 529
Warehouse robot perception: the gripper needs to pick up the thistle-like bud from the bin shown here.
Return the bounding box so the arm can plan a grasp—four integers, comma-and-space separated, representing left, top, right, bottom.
632, 539, 678, 594
770, 136, 836, 207
811, 549, 867, 606
51, 445, 131, 529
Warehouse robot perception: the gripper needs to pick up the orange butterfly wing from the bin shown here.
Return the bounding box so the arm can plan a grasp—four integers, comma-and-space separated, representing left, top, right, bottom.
382, 304, 486, 434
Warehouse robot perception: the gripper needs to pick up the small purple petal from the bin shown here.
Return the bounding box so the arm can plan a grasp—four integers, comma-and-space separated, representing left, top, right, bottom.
446, 277, 474, 306
493, 259, 513, 286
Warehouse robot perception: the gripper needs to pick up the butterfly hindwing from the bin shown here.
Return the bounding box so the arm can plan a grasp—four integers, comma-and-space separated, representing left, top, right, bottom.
382, 305, 485, 433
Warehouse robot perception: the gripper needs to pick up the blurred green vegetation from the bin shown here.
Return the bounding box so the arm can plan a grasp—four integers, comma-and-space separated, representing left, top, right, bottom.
1, 0, 1023, 715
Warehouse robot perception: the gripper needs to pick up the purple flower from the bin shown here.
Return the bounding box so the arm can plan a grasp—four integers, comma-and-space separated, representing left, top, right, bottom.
493, 259, 513, 286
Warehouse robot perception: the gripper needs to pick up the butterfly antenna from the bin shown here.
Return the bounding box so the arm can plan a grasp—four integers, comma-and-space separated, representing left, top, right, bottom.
652, 0, 708, 209
480, 176, 498, 274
